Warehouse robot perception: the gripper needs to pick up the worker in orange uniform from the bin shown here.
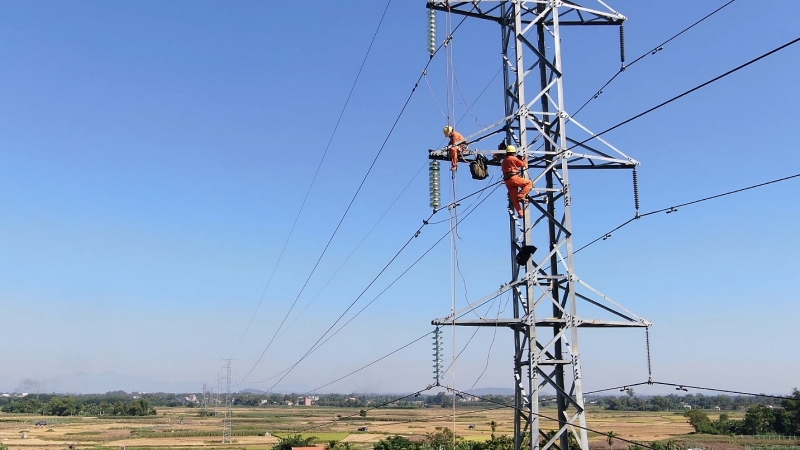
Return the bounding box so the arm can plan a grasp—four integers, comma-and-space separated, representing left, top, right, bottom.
443, 125, 467, 171
501, 145, 532, 218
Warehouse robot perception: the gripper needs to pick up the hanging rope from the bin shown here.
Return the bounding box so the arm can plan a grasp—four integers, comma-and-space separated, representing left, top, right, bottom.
444, 5, 458, 445
448, 171, 459, 444
453, 72, 487, 128
445, 2, 456, 126
425, 71, 448, 120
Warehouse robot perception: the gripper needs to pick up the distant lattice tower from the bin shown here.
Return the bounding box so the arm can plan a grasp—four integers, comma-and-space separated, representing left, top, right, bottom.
223, 360, 232, 443
426, 2, 651, 450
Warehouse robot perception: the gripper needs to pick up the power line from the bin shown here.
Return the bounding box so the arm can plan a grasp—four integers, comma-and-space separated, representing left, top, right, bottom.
243, 184, 501, 387
357, 405, 506, 430
575, 171, 800, 254
447, 387, 661, 450
273, 160, 429, 342
277, 405, 507, 436
584, 380, 797, 400
583, 381, 653, 396
441, 288, 510, 379
293, 388, 434, 434
241, 181, 501, 387
304, 331, 433, 394
262, 182, 502, 393
239, 12, 472, 382
650, 382, 798, 400
309, 184, 504, 353
569, 35, 800, 151
572, 0, 737, 117
260, 214, 435, 391
231, 0, 394, 358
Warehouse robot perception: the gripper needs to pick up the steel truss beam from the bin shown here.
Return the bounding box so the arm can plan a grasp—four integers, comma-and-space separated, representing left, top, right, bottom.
427, 2, 649, 450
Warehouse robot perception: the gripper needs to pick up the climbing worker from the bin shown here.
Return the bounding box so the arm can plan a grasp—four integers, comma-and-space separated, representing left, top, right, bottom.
443, 125, 467, 171
502, 145, 533, 218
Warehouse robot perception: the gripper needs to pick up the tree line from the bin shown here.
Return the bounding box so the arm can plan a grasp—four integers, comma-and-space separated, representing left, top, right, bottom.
593, 390, 783, 412
1, 394, 156, 416
684, 389, 800, 435
235, 392, 512, 408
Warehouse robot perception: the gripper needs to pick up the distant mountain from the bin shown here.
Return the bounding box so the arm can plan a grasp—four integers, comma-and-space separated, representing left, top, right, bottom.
468, 387, 514, 396
238, 383, 313, 395
0, 372, 204, 394
0, 375, 512, 396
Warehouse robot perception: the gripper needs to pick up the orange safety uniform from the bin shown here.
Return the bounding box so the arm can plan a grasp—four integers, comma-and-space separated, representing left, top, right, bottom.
502, 154, 533, 217
448, 131, 467, 170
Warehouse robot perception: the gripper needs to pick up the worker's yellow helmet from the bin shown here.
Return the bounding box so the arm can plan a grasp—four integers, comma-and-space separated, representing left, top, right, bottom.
506, 145, 517, 154
443, 125, 454, 137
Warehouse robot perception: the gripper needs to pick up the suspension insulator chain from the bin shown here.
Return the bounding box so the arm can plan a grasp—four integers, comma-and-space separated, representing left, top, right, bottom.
645, 327, 653, 384
632, 168, 640, 218
619, 25, 626, 68
429, 160, 441, 211
428, 9, 437, 58
432, 326, 443, 385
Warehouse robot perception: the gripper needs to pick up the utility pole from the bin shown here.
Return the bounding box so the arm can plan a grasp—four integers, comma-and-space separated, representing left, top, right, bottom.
427, 2, 650, 450
216, 372, 222, 417
223, 360, 232, 443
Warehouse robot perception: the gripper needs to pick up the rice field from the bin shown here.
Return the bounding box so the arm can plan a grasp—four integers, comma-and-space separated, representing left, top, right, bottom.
0, 405, 766, 450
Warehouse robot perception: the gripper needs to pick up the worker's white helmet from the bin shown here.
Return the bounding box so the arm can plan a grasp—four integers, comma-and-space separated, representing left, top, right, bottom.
443, 125, 454, 137
506, 145, 517, 154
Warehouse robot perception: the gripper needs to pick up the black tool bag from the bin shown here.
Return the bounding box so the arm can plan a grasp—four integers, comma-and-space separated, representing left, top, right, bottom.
469, 154, 489, 180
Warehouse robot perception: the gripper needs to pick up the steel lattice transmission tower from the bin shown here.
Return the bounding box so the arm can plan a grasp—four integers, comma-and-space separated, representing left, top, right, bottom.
222, 360, 233, 444
427, 2, 651, 450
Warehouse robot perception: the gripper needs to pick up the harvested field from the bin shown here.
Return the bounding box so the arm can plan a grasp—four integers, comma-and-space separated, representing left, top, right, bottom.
0, 406, 779, 450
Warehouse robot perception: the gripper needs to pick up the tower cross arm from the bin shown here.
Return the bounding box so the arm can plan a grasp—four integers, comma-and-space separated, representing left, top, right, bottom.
427, 0, 625, 25
431, 275, 532, 325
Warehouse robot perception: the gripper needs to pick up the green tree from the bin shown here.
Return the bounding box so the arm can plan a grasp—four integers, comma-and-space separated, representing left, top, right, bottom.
781, 388, 800, 434
488, 421, 498, 439
359, 409, 367, 418
478, 435, 513, 450
684, 410, 715, 434
273, 434, 316, 450
129, 398, 155, 416
46, 397, 79, 416
606, 431, 617, 448
648, 440, 684, 450
374, 435, 421, 450
424, 427, 460, 450
540, 430, 579, 450
742, 405, 776, 434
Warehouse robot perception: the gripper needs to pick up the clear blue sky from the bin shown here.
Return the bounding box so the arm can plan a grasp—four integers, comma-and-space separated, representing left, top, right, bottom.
1, 1, 799, 396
